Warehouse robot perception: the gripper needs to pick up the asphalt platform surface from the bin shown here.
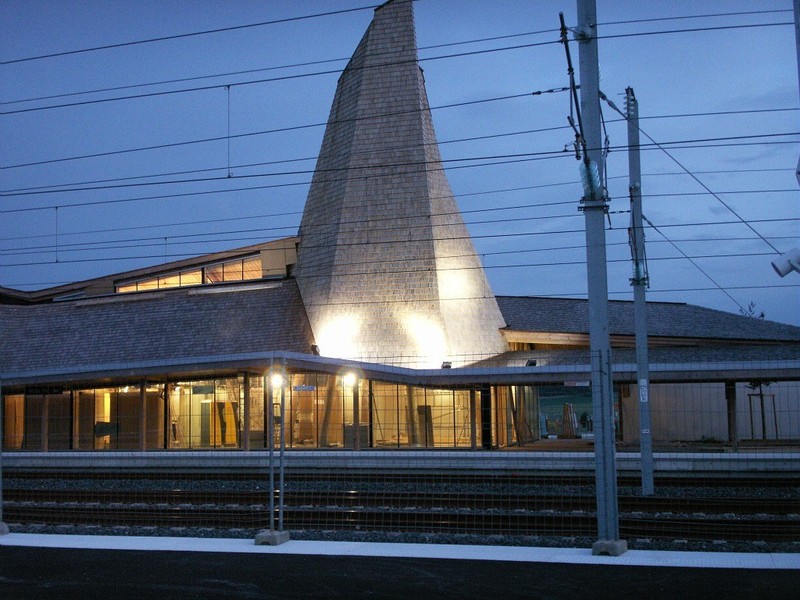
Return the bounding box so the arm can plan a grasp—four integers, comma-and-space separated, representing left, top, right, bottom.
1, 534, 798, 599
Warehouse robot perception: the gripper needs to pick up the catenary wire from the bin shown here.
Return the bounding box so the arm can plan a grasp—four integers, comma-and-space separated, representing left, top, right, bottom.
2, 21, 790, 116
2, 130, 796, 202
0, 4, 380, 65
2, 167, 795, 244
3, 106, 796, 194
3, 214, 796, 262
600, 93, 785, 255
5, 7, 787, 105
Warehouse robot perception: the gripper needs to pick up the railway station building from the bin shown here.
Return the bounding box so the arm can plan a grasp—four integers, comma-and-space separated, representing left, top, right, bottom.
2, 0, 799, 453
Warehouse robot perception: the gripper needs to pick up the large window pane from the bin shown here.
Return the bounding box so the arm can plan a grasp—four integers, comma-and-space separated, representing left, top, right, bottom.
289, 373, 318, 447
371, 382, 401, 447
137, 278, 158, 291
223, 259, 243, 282
242, 257, 262, 280
317, 375, 343, 447
2, 394, 25, 449
22, 394, 44, 450
180, 269, 202, 286
158, 274, 180, 289
205, 264, 223, 283
145, 384, 165, 449
248, 376, 266, 448
47, 392, 72, 450
168, 379, 240, 449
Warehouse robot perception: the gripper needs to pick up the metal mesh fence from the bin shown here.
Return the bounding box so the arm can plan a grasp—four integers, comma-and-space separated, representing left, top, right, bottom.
1, 358, 798, 549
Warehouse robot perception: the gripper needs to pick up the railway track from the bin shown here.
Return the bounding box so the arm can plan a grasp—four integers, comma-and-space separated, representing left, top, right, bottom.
3, 485, 798, 542
4, 503, 799, 542
4, 488, 799, 514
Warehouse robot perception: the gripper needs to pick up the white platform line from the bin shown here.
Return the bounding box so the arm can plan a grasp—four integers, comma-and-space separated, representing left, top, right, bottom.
1, 533, 798, 570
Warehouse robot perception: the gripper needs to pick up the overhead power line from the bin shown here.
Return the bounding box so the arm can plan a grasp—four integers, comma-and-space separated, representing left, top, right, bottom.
3, 167, 794, 245
599, 9, 791, 27
2, 130, 796, 208
2, 21, 790, 116
1, 89, 549, 170
642, 215, 746, 313
0, 41, 563, 116
3, 101, 794, 176
3, 7, 787, 104
0, 4, 379, 65
2, 27, 562, 107
601, 92, 786, 256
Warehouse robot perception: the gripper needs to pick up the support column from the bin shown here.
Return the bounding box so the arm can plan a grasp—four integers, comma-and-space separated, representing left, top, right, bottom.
725, 381, 738, 451
71, 390, 79, 450
480, 386, 492, 450
243, 373, 251, 451
139, 381, 147, 451
352, 378, 361, 451
41, 394, 49, 453
406, 386, 420, 447
469, 388, 477, 450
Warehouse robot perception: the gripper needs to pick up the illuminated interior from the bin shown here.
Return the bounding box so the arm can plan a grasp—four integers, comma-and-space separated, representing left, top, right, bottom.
3, 373, 547, 450
116, 255, 262, 293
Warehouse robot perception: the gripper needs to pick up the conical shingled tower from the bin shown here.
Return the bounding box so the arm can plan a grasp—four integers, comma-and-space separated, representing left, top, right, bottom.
293, 0, 507, 368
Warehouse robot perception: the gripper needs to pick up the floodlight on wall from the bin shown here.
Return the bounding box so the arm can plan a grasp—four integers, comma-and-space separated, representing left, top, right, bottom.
771, 247, 800, 277
525, 359, 537, 367
343, 372, 358, 387
441, 361, 452, 369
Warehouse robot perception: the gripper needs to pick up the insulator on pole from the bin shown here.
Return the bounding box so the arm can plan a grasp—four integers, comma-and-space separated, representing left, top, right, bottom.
580, 160, 601, 199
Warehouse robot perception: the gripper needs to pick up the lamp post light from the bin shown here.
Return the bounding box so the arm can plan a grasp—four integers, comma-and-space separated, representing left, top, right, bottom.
255, 368, 290, 545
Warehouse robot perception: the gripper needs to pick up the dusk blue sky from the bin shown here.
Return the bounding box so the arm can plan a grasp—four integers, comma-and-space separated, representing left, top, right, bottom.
1, 0, 798, 326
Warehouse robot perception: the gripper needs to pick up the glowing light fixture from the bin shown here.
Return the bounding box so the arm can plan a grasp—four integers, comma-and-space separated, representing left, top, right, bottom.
343, 372, 357, 387
404, 314, 447, 369
271, 373, 285, 389
315, 314, 361, 359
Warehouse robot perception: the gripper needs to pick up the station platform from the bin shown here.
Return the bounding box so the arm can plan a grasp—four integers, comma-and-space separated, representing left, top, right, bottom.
0, 533, 798, 600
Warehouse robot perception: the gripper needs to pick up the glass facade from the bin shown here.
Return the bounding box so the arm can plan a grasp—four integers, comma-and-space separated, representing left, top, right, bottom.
1, 373, 631, 451
2, 374, 501, 450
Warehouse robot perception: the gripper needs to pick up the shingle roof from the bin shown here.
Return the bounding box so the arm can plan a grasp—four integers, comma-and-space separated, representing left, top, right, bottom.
0, 280, 314, 376
473, 344, 800, 369
496, 296, 800, 342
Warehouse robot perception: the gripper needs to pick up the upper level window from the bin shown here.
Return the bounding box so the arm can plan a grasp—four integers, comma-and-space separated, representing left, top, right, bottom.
115, 255, 262, 293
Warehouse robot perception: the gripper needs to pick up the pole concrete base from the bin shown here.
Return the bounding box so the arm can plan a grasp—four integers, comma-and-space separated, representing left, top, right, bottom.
592, 539, 628, 556
254, 529, 290, 546
0, 522, 9, 536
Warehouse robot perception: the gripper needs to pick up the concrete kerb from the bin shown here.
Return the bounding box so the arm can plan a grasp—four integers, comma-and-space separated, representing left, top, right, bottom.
254, 530, 291, 546
592, 539, 628, 556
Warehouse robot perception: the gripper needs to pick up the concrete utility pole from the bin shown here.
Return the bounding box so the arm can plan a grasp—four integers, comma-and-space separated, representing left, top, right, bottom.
575, 0, 625, 555
625, 88, 654, 496
0, 378, 8, 535
794, 0, 800, 186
